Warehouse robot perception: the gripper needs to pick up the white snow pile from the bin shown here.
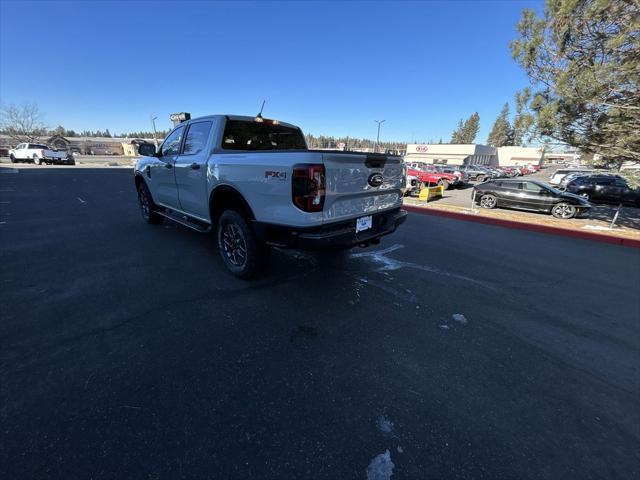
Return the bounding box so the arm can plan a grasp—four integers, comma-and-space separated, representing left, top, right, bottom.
582, 225, 614, 231
452, 313, 468, 325
367, 450, 395, 480
376, 415, 394, 434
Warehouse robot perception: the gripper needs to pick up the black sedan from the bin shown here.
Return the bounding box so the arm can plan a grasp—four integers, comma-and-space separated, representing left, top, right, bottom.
565, 175, 640, 207
474, 179, 591, 219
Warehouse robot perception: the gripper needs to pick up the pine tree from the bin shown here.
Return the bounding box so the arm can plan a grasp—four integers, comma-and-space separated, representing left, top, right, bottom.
450, 119, 465, 144
511, 0, 639, 166
451, 113, 481, 144
487, 103, 512, 147
460, 112, 480, 143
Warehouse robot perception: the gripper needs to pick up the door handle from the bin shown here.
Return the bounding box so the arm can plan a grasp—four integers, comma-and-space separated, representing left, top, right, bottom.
190, 163, 200, 170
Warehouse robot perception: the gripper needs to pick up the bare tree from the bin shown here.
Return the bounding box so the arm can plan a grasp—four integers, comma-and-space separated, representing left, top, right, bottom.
0, 102, 48, 143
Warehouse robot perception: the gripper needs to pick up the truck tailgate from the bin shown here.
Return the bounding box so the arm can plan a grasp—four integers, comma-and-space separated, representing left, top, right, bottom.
321, 152, 404, 223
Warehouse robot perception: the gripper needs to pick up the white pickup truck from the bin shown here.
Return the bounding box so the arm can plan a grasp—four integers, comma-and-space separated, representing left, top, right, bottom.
9, 143, 73, 165
134, 114, 407, 277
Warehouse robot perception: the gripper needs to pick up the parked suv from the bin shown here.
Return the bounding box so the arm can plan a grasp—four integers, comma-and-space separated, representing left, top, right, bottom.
565, 175, 640, 207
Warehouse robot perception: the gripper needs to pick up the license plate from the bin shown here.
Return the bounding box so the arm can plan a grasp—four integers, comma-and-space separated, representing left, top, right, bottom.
356, 215, 373, 233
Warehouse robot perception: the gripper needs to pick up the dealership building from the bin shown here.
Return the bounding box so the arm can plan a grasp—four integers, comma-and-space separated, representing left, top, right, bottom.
405, 143, 544, 167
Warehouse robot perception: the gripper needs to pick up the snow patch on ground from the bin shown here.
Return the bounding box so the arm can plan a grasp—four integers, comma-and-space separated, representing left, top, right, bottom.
582, 224, 614, 231
367, 450, 395, 480
377, 416, 394, 434
351, 244, 495, 290
452, 313, 468, 324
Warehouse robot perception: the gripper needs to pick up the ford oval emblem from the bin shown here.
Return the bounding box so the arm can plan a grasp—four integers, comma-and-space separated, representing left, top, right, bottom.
368, 173, 384, 187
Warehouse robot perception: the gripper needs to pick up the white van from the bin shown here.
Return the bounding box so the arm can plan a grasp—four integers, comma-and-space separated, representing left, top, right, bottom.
549, 168, 596, 185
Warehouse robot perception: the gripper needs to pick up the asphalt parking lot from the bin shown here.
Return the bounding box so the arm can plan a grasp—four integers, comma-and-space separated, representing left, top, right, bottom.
1, 166, 639, 479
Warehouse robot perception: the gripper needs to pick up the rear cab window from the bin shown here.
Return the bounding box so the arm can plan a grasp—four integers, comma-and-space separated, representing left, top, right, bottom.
221, 120, 307, 151
183, 121, 213, 155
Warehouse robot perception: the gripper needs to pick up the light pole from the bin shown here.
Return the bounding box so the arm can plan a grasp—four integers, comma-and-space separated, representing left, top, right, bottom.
151, 116, 159, 148
374, 119, 385, 153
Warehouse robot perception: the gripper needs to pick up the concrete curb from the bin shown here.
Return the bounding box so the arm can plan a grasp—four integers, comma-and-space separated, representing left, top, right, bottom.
403, 205, 640, 249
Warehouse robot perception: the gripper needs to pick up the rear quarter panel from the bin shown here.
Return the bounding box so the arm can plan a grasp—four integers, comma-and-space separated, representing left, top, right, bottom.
209, 151, 325, 228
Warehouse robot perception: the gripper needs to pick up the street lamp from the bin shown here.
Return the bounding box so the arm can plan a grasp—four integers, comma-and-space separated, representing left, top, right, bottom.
374, 119, 386, 153
151, 116, 159, 148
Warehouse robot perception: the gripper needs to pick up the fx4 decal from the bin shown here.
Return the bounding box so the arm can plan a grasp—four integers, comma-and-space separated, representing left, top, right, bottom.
265, 171, 287, 180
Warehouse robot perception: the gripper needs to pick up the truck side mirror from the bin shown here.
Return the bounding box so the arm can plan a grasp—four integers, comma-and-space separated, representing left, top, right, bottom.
138, 143, 157, 157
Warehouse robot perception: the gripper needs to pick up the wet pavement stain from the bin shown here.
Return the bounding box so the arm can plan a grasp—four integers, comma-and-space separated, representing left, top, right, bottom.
289, 325, 318, 343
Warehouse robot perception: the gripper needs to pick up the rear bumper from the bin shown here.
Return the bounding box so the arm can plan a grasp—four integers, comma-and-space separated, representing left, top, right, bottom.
253, 207, 408, 249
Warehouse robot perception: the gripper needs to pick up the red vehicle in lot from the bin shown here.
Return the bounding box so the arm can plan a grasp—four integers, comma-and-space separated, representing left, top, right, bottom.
406, 163, 457, 190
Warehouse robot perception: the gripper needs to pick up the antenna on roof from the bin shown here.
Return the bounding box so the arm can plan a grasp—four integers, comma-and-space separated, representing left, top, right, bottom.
256, 100, 266, 120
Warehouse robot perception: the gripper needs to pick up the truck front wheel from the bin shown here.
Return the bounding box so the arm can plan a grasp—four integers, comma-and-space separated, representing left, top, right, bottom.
136, 182, 164, 225
9, 154, 17, 163
33, 155, 42, 165
217, 210, 267, 279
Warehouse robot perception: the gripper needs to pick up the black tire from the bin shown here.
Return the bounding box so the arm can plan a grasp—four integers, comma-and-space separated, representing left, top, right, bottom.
579, 192, 590, 201
476, 174, 486, 183
136, 182, 164, 224
217, 210, 267, 279
479, 193, 497, 209
438, 179, 450, 190
551, 202, 577, 219
33, 155, 42, 165
9, 154, 16, 164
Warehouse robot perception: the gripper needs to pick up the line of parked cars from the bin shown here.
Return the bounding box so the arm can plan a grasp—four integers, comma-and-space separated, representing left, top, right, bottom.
404, 162, 541, 196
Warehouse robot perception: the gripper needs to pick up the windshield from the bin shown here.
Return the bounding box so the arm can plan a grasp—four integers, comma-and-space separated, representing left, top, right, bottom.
221, 120, 307, 151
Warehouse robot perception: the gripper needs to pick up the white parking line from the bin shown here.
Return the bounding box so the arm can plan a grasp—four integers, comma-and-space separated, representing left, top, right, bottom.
0, 201, 11, 204
77, 197, 87, 204
0, 189, 15, 192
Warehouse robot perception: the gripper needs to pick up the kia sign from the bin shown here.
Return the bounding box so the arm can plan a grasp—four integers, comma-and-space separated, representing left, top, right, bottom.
415, 145, 429, 153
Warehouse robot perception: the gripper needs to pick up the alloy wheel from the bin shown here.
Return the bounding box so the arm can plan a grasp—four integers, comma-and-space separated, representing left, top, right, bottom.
138, 188, 151, 219
553, 203, 576, 219
222, 223, 247, 267
480, 195, 496, 208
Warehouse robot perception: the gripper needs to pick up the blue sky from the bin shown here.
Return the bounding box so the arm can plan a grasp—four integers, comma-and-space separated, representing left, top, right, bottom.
0, 0, 542, 142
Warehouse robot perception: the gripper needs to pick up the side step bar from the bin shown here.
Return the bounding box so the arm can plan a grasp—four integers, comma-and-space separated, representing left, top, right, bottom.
155, 209, 212, 233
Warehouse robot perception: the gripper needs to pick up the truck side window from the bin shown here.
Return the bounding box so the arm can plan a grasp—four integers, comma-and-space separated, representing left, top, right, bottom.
183, 122, 212, 155
161, 126, 185, 157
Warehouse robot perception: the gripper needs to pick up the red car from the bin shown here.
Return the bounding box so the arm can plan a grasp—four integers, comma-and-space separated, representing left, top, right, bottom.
406, 164, 457, 190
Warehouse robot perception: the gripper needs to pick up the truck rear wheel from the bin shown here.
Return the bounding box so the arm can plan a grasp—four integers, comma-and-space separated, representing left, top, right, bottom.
217, 210, 266, 279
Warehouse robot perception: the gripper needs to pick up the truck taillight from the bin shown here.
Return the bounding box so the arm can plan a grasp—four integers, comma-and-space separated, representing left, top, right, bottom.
292, 164, 325, 212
